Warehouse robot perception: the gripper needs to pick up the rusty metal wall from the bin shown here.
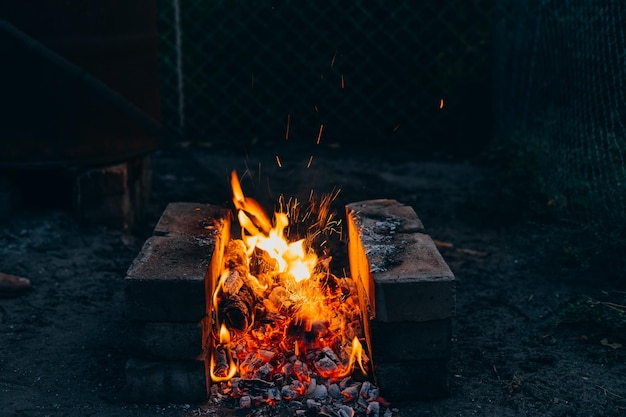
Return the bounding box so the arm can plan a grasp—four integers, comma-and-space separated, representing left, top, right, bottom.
157, 0, 492, 156
0, 1, 160, 167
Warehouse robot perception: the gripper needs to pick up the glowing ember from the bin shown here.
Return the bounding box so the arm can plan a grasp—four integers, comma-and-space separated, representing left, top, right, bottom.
208, 171, 369, 391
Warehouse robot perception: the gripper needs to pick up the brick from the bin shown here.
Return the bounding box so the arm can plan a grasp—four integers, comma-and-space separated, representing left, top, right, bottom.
124, 358, 206, 403
154, 202, 229, 238
125, 235, 214, 322
347, 199, 425, 233
73, 156, 152, 228
127, 322, 202, 361
370, 318, 452, 363
374, 359, 450, 401
346, 199, 455, 322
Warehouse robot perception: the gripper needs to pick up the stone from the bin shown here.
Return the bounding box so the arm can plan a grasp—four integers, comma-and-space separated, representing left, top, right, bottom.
373, 359, 450, 401
346, 199, 455, 322
73, 156, 151, 228
124, 358, 206, 403
370, 318, 452, 362
127, 321, 203, 361
154, 202, 230, 238
125, 235, 214, 322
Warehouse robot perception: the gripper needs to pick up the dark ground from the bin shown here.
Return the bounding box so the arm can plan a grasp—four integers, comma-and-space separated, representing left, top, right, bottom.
1, 144, 625, 416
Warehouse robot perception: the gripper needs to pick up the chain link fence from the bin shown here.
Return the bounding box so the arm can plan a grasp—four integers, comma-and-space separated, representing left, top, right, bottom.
157, 0, 624, 272
157, 0, 492, 155
494, 0, 626, 273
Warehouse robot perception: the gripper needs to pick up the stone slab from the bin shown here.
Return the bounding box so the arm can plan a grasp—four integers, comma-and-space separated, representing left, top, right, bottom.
124, 358, 206, 403
127, 322, 202, 361
154, 202, 230, 238
347, 199, 455, 322
374, 359, 450, 401
370, 318, 452, 362
125, 235, 214, 322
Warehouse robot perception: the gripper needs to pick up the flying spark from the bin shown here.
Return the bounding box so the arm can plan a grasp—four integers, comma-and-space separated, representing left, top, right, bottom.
307, 155, 313, 168
275, 155, 282, 167
285, 114, 291, 140
316, 124, 324, 145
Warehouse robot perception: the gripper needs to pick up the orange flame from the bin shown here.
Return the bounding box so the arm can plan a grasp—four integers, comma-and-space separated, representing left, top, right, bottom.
211, 172, 368, 384
209, 324, 238, 382
230, 171, 317, 283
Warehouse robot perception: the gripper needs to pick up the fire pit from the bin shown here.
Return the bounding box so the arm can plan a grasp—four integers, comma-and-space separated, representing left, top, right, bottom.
124, 182, 455, 408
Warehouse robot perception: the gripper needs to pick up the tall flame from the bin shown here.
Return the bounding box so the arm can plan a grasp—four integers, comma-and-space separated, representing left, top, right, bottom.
230, 171, 317, 283
209, 171, 368, 386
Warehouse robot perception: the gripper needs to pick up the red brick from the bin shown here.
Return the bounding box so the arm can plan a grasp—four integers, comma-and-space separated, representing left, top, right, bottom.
370, 318, 452, 362
154, 202, 230, 238
127, 322, 202, 361
125, 235, 213, 322
346, 199, 455, 323
374, 359, 450, 401
124, 358, 206, 403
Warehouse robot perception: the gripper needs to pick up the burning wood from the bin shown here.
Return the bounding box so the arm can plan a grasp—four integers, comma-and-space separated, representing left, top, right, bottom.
201, 171, 396, 416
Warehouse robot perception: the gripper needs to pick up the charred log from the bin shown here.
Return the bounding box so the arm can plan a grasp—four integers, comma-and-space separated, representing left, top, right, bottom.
218, 284, 256, 331
212, 345, 230, 378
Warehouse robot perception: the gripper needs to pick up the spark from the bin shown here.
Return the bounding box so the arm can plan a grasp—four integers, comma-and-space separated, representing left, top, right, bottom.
392, 124, 400, 132
331, 50, 337, 67
285, 114, 291, 140
341, 74, 345, 89
439, 98, 445, 109
314, 104, 319, 113
275, 155, 282, 167
316, 124, 324, 145
306, 155, 313, 168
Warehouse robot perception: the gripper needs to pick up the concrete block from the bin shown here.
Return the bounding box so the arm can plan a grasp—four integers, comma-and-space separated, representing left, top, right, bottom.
125, 235, 214, 322
374, 359, 450, 401
127, 322, 202, 361
124, 358, 206, 403
347, 199, 455, 322
154, 202, 230, 238
370, 318, 452, 363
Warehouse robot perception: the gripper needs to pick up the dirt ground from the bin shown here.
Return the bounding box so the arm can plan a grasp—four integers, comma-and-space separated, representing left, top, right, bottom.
1, 144, 624, 417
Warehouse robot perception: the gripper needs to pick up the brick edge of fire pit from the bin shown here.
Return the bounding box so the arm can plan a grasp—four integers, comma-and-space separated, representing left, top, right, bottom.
123, 202, 229, 403
347, 199, 456, 401
124, 200, 455, 404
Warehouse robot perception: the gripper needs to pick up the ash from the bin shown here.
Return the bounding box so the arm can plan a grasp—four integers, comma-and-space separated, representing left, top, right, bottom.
359, 219, 404, 273
198, 376, 397, 417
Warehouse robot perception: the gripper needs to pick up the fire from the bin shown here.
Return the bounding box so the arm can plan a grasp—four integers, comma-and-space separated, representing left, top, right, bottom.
231, 171, 317, 283
208, 171, 368, 387
209, 324, 237, 382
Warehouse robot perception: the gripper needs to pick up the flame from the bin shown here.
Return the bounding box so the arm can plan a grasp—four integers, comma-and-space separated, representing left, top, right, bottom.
209, 171, 368, 385
209, 324, 238, 382
230, 171, 317, 283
